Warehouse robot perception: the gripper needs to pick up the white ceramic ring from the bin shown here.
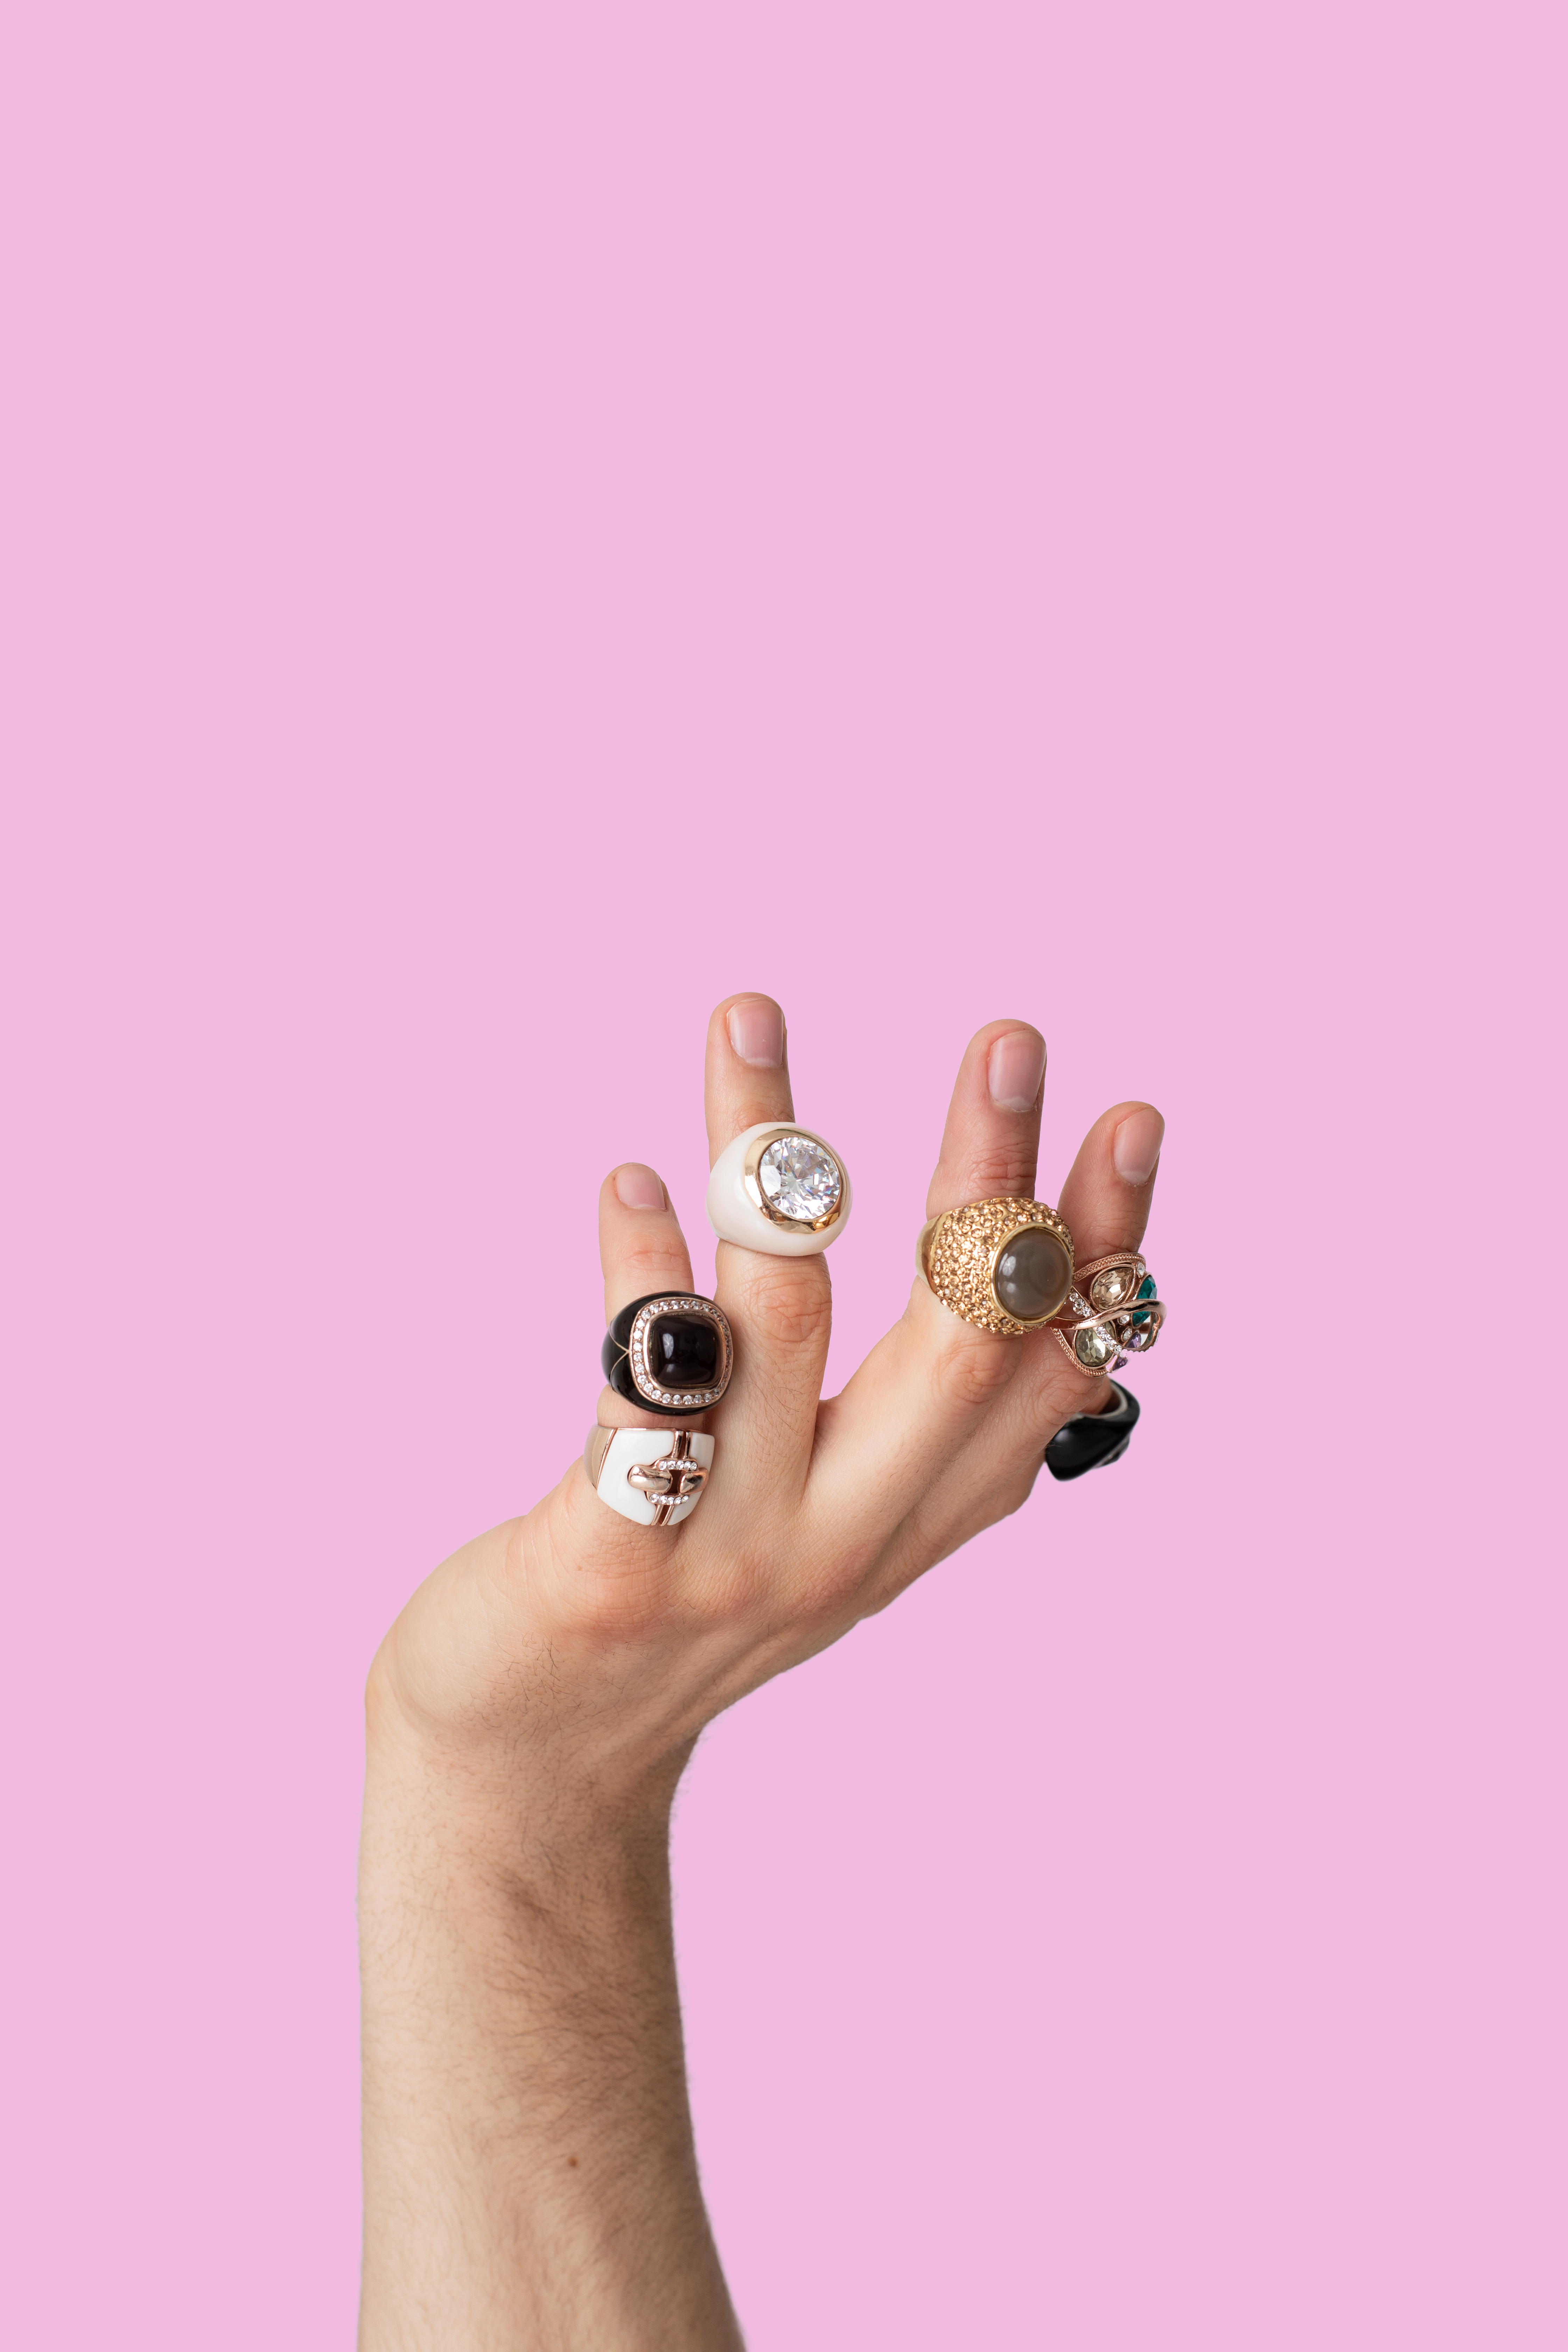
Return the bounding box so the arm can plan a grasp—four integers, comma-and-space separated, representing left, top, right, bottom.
583, 1426, 715, 1528
706, 1121, 853, 1257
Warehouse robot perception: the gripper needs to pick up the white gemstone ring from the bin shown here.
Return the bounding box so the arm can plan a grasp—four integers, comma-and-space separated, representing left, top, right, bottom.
583, 1426, 715, 1528
1051, 1254, 1166, 1376
706, 1122, 853, 1256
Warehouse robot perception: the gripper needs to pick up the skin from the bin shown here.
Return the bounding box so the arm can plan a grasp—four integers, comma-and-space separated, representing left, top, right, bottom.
359, 996, 1164, 2350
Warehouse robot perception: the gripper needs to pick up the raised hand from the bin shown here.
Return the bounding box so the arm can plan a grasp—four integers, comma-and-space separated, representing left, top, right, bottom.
359, 995, 1163, 2351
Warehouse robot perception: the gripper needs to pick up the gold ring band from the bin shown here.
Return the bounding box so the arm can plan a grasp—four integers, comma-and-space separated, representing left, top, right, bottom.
916, 1196, 1075, 1334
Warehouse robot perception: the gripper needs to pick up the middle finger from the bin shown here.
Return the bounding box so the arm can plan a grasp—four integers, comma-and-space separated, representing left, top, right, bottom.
809, 1019, 1052, 1523
702, 992, 834, 1499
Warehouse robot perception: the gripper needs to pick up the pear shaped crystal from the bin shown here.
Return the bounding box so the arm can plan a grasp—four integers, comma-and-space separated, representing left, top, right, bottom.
1074, 1320, 1117, 1368
1090, 1265, 1135, 1309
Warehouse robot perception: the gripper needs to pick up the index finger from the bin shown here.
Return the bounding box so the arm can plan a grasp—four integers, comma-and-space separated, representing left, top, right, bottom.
701, 993, 833, 1497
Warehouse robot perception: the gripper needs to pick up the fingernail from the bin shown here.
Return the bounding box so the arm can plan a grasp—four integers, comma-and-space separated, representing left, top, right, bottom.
987, 1029, 1046, 1113
1113, 1110, 1164, 1185
727, 998, 784, 1068
615, 1163, 666, 1210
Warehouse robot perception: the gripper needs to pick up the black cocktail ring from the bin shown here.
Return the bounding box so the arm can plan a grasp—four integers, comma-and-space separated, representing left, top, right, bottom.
1043, 1380, 1140, 1482
601, 1292, 734, 1416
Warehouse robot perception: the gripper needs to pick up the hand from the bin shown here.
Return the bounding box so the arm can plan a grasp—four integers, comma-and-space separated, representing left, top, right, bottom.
358, 996, 1163, 2351
370, 994, 1163, 1804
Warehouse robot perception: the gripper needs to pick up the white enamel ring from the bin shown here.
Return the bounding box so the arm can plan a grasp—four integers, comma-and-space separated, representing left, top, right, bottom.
583, 1426, 715, 1528
705, 1121, 853, 1256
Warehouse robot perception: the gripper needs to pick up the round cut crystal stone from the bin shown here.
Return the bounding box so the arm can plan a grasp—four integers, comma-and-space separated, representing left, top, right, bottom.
1074, 1320, 1117, 1368
758, 1135, 842, 1224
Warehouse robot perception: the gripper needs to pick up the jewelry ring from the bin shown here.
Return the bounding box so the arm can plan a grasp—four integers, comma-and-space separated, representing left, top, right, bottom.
1052, 1254, 1166, 1374
584, 1425, 714, 1527
601, 1292, 734, 1414
1043, 1379, 1140, 1481
916, 1197, 1075, 1334
706, 1122, 852, 1256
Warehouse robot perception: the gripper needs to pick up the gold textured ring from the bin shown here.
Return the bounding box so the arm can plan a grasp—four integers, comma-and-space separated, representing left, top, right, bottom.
1052, 1253, 1166, 1374
916, 1197, 1075, 1335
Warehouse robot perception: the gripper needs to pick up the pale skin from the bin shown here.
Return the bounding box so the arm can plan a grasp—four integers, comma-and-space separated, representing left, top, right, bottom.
359, 995, 1164, 2350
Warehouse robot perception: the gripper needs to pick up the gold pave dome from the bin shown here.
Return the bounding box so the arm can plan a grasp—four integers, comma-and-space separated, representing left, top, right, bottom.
923, 1198, 1075, 1335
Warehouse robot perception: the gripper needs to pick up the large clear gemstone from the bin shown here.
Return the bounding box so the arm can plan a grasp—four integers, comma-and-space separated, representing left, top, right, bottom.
1074, 1320, 1117, 1368
1090, 1266, 1134, 1309
758, 1135, 842, 1224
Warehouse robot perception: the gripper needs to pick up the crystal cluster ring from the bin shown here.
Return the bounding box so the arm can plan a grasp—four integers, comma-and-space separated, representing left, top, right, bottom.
601, 1293, 734, 1415
1052, 1254, 1165, 1375
706, 1123, 853, 1256
583, 1426, 715, 1527
916, 1197, 1076, 1334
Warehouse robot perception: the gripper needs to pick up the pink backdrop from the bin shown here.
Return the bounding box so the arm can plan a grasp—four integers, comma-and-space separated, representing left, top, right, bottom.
2, 1, 1562, 2344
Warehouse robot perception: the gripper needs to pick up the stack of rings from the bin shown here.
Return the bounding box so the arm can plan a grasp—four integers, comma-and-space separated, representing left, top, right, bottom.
588, 1292, 730, 1530
914, 1193, 1168, 1481
589, 1143, 1170, 1522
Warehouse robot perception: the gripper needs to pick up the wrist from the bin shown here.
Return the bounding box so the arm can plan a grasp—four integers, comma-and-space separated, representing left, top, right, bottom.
363, 1654, 687, 1887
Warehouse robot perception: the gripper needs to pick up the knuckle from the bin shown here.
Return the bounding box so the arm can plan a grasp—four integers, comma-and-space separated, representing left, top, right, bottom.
931, 1329, 1016, 1414
995, 1466, 1042, 1521
957, 1143, 1039, 1199
736, 1263, 833, 1351
617, 1242, 691, 1289
1026, 1363, 1108, 1443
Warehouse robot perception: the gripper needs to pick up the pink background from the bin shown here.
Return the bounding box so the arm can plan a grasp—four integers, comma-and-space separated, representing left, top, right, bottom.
2, 1, 1562, 2344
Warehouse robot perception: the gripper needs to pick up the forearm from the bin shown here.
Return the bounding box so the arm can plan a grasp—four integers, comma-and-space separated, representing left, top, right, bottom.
358, 1708, 742, 2351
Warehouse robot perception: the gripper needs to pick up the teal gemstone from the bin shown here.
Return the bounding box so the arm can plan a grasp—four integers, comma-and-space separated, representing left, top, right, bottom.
1133, 1272, 1157, 1326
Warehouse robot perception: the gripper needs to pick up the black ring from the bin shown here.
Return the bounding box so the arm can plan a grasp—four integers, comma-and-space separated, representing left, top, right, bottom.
1043, 1380, 1140, 1482
601, 1292, 734, 1416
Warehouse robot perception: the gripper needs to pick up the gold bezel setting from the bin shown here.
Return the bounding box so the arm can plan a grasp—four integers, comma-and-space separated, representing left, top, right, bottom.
626, 1295, 734, 1410
740, 1127, 846, 1236
918, 1197, 1076, 1335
